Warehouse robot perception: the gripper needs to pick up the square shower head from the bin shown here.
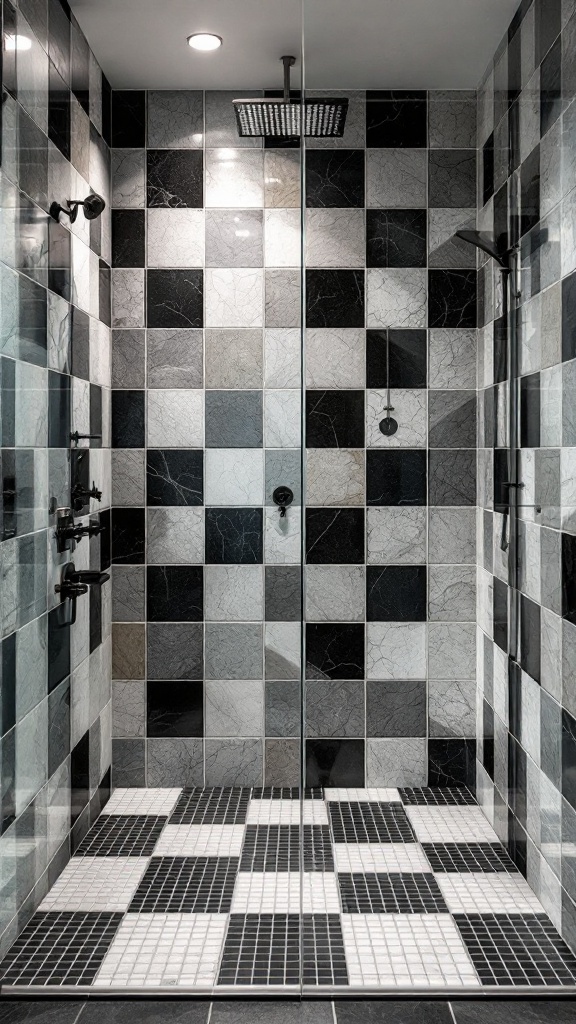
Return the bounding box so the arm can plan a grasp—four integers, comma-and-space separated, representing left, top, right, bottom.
233, 97, 349, 138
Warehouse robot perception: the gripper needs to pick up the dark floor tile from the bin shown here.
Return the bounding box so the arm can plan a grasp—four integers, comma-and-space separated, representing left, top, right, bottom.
79, 1003, 210, 1024
210, 1003, 332, 1024
450, 1003, 576, 1024
335, 1003, 453, 1024
0, 1003, 85, 1024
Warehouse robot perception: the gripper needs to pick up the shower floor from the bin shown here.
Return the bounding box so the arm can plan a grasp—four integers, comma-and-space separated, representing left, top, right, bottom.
2, 785, 576, 995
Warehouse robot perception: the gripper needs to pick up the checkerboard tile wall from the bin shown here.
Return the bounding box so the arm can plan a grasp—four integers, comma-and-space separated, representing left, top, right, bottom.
2, 786, 576, 993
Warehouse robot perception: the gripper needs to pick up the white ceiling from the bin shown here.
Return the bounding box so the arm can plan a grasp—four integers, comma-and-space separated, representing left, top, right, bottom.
70, 0, 520, 90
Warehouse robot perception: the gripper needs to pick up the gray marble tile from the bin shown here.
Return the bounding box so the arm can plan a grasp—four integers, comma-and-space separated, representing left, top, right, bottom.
16, 9, 48, 132
428, 328, 477, 389
112, 679, 145, 738
305, 209, 365, 268
206, 268, 264, 328
541, 118, 562, 217
112, 738, 145, 787
306, 565, 365, 622
428, 678, 476, 738
46, 758, 70, 861
205, 91, 263, 149
305, 680, 364, 738
205, 328, 262, 389
366, 149, 427, 208
428, 90, 476, 148
521, 670, 541, 766
112, 566, 145, 623
541, 688, 562, 786
15, 614, 47, 721
265, 680, 300, 737
265, 268, 301, 328
15, 363, 48, 448
147, 623, 203, 680
206, 448, 263, 505
15, 700, 48, 816
428, 622, 476, 679
367, 269, 427, 329
147, 90, 203, 148
265, 448, 302, 506
205, 209, 263, 268
71, 98, 90, 182
367, 623, 426, 680
206, 150, 264, 208
205, 623, 263, 679
205, 565, 263, 622
147, 737, 203, 787
428, 208, 477, 269
307, 90, 366, 150
541, 365, 563, 446
147, 389, 203, 448
561, 185, 576, 278
112, 623, 145, 680
206, 680, 264, 737
366, 738, 426, 786
429, 150, 476, 208
112, 449, 145, 506
429, 390, 476, 448
111, 329, 145, 389
540, 524, 562, 614
265, 566, 301, 622
305, 328, 365, 389
265, 621, 300, 679
146, 328, 203, 389
366, 389, 427, 448
112, 269, 145, 328
47, 292, 71, 373
366, 679, 426, 738
367, 507, 427, 565
265, 739, 300, 785
147, 508, 204, 564
306, 449, 364, 506
429, 565, 476, 621
112, 149, 146, 208
264, 150, 300, 208
205, 389, 262, 448
428, 508, 476, 565
147, 209, 204, 268
205, 738, 263, 786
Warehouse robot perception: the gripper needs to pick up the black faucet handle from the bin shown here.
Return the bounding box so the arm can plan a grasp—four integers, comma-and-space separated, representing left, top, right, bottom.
68, 569, 110, 587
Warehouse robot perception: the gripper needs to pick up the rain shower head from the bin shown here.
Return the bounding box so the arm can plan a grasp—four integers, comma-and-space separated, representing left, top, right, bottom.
455, 229, 510, 269
233, 56, 349, 138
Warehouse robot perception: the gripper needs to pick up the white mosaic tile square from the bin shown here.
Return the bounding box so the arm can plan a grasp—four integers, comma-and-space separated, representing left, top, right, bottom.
94, 913, 228, 988
405, 806, 499, 843
333, 843, 431, 873
326, 788, 401, 802
246, 799, 329, 825
341, 914, 480, 988
101, 788, 181, 816
230, 872, 340, 913
436, 873, 544, 914
153, 824, 246, 857
39, 858, 149, 912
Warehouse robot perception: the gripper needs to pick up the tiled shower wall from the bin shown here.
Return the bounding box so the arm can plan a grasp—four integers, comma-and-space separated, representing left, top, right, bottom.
110, 88, 480, 789
0, 0, 112, 957
475, 0, 576, 950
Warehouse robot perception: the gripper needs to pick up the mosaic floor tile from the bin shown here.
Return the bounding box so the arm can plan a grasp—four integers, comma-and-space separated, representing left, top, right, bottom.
128, 857, 239, 913
101, 788, 182, 816
329, 802, 416, 844
218, 914, 348, 986
240, 825, 334, 872
74, 816, 168, 857
341, 914, 481, 988
94, 913, 228, 988
399, 788, 476, 806
454, 915, 576, 986
338, 872, 449, 914
405, 807, 499, 844
251, 788, 324, 799
170, 788, 250, 826
231, 872, 340, 913
247, 799, 329, 825
326, 788, 401, 802
153, 824, 246, 857
0, 913, 123, 986
333, 842, 431, 873
423, 842, 518, 873
39, 858, 149, 913
437, 874, 542, 914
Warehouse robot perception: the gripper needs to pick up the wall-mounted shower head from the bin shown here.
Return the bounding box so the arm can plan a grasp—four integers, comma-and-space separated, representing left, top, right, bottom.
50, 192, 106, 224
455, 229, 510, 270
233, 56, 348, 139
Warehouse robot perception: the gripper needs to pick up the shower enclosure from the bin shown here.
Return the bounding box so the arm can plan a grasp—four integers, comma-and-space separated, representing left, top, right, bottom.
2, 0, 576, 1000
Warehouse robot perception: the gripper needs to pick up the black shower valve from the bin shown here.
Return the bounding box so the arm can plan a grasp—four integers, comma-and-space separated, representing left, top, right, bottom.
72, 480, 103, 511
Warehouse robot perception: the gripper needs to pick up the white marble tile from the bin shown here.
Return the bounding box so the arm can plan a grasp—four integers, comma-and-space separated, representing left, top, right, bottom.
147, 209, 204, 268
305, 327, 365, 388
205, 209, 263, 268
205, 448, 264, 505
205, 268, 264, 328
264, 328, 301, 387
429, 329, 477, 389
264, 150, 300, 207
428, 622, 476, 679
366, 739, 428, 787
112, 149, 146, 208
367, 389, 427, 447
306, 565, 366, 621
205, 679, 264, 736
264, 505, 301, 564
147, 389, 203, 448
306, 448, 364, 506
264, 389, 301, 447
205, 91, 263, 148
367, 268, 427, 328
147, 90, 203, 148
205, 149, 264, 207
367, 622, 427, 679
147, 508, 204, 565
71, 234, 91, 313
264, 208, 301, 267
205, 565, 263, 622
305, 208, 365, 268
112, 269, 145, 328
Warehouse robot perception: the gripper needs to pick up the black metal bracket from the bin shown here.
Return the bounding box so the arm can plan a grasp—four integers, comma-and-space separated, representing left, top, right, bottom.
70, 431, 102, 446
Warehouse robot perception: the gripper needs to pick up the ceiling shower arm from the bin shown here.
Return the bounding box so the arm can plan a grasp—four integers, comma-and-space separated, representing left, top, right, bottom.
281, 55, 296, 102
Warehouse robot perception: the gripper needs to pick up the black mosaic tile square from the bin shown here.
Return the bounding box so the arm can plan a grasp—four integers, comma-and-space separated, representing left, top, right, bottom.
423, 843, 519, 874
338, 872, 449, 914
218, 914, 348, 986
251, 788, 324, 800
240, 825, 334, 872
454, 914, 576, 986
169, 787, 250, 825
0, 912, 123, 986
73, 815, 167, 856
128, 856, 239, 913
329, 802, 416, 843
399, 787, 477, 806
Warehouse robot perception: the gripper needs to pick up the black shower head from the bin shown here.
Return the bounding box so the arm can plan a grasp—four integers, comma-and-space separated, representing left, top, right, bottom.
233, 56, 348, 138
83, 193, 106, 220
456, 229, 510, 269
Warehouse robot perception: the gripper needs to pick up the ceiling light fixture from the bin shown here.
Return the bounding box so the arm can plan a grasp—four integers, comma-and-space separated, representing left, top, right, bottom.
5, 33, 32, 50
187, 33, 222, 51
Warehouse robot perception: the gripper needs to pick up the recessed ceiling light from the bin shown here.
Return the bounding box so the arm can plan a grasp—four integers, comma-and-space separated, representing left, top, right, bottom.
5, 33, 32, 50
187, 33, 222, 51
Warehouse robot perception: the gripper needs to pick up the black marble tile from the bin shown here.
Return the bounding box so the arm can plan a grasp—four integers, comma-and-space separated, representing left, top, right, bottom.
493, 576, 508, 653
520, 371, 540, 447
562, 531, 576, 625
520, 593, 541, 682
112, 210, 145, 269
71, 447, 90, 515
48, 0, 71, 83
71, 306, 90, 380
1, 633, 16, 737
336, 1002, 453, 1024
563, 708, 576, 812
451, 1001, 576, 1024
428, 390, 476, 448
147, 270, 203, 328
306, 390, 364, 447
102, 74, 112, 148
147, 150, 203, 208
366, 90, 427, 148
99, 507, 111, 571
428, 739, 476, 788
89, 585, 102, 653
366, 209, 427, 269
111, 507, 145, 565
305, 508, 364, 564
306, 270, 365, 328
306, 623, 364, 679
48, 679, 70, 777
0, 359, 15, 449
428, 150, 476, 208
71, 728, 90, 823
520, 145, 540, 237
562, 270, 576, 361
146, 449, 204, 507
48, 218, 72, 301
111, 389, 144, 448
536, 0, 562, 64
147, 680, 203, 738
99, 260, 111, 326
428, 270, 477, 329
48, 605, 70, 694
508, 735, 527, 830
483, 700, 494, 780
366, 329, 427, 389
367, 449, 427, 506
428, 449, 476, 505
71, 18, 90, 113
483, 132, 495, 205
205, 507, 263, 564
493, 314, 508, 384
0, 1003, 86, 1024
1, 727, 16, 834
90, 383, 102, 449
1, 450, 16, 541
306, 739, 365, 787
541, 37, 562, 135
367, 565, 427, 622
112, 90, 146, 148
147, 566, 203, 622
48, 60, 71, 162
509, 661, 522, 742
18, 273, 47, 367
305, 150, 365, 208
366, 679, 426, 738
48, 370, 70, 448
